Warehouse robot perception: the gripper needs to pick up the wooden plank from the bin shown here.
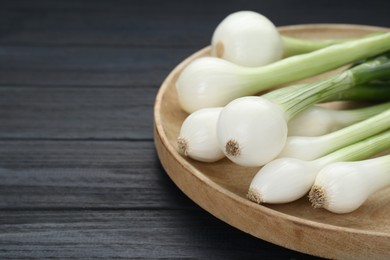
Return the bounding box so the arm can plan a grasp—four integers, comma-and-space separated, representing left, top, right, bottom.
0, 0, 216, 47
0, 140, 194, 209
0, 209, 314, 259
0, 68, 173, 87
0, 0, 388, 47
0, 86, 158, 139
0, 46, 196, 86
0, 46, 188, 72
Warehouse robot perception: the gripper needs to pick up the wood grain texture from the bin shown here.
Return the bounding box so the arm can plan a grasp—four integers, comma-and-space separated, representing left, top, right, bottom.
0, 0, 389, 47
0, 210, 316, 259
0, 87, 156, 139
0, 47, 195, 86
0, 141, 195, 209
154, 25, 390, 259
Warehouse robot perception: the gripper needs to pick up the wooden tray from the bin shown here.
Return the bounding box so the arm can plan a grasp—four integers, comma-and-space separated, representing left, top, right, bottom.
154, 24, 390, 259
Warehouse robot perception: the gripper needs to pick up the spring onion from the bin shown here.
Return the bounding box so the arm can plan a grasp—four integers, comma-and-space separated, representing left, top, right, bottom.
210, 11, 361, 67
177, 107, 224, 162
247, 130, 390, 204
279, 108, 390, 160
177, 32, 390, 113
217, 55, 390, 167
309, 154, 390, 214
288, 102, 390, 137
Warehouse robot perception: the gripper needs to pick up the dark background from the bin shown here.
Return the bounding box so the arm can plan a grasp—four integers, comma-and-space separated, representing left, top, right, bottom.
0, 0, 389, 259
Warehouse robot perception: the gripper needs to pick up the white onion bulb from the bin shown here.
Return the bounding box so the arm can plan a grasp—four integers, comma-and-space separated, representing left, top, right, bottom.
176, 57, 252, 114
217, 96, 287, 167
177, 107, 224, 162
248, 158, 320, 204
211, 11, 283, 67
288, 106, 345, 137
309, 156, 390, 214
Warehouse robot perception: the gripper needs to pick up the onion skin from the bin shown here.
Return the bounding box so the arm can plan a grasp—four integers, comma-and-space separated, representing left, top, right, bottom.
211, 11, 283, 67
217, 96, 287, 167
310, 157, 390, 214
177, 107, 224, 162
248, 158, 319, 204
176, 57, 251, 114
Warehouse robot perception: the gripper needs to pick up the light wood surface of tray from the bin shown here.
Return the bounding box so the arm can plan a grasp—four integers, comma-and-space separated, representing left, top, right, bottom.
154, 24, 390, 259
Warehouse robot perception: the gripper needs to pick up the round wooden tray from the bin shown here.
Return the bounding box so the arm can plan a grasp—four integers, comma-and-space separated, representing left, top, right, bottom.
154, 24, 390, 259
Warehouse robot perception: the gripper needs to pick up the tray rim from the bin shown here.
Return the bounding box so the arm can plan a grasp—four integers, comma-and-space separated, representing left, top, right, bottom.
154, 23, 390, 258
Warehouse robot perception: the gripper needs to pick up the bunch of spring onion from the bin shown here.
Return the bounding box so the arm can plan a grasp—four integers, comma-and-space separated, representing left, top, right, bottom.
217, 54, 390, 167
211, 10, 351, 67
176, 32, 390, 113
177, 97, 390, 163
309, 154, 390, 214
247, 130, 390, 206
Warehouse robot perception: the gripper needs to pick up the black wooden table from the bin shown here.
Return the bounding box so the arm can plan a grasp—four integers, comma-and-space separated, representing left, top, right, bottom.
0, 0, 389, 258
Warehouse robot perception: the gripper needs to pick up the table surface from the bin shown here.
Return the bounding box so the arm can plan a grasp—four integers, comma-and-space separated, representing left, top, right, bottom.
0, 0, 389, 259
